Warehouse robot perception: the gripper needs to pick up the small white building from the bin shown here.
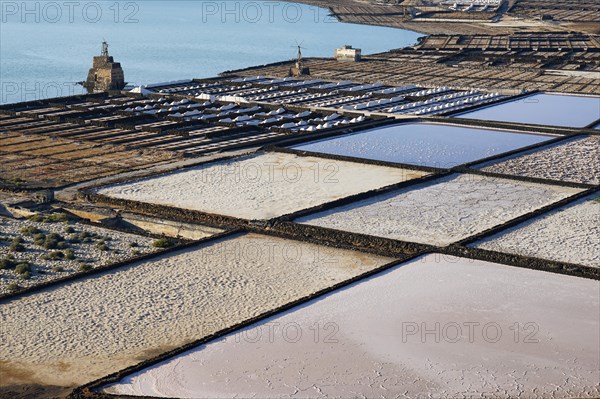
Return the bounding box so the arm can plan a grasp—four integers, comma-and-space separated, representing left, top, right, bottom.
335, 45, 362, 62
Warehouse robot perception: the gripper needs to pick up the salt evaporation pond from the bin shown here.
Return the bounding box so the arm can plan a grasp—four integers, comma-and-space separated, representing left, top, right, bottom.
457, 93, 600, 127
0, 233, 393, 387
479, 136, 600, 185
297, 173, 581, 246
97, 151, 427, 220
476, 195, 600, 268
104, 254, 600, 398
292, 123, 552, 168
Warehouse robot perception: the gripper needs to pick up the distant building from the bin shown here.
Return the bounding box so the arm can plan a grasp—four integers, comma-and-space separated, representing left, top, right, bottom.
84, 41, 125, 93
335, 45, 362, 62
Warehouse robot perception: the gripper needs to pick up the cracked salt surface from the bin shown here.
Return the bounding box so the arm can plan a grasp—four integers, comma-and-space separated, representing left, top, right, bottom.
104, 254, 600, 399
456, 93, 600, 127
96, 151, 427, 220
298, 173, 581, 246
475, 195, 600, 268
292, 122, 552, 168
480, 136, 600, 185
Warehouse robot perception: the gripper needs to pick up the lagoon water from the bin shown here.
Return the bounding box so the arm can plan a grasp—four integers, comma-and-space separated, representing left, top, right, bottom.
292, 123, 553, 168
0, 1, 421, 104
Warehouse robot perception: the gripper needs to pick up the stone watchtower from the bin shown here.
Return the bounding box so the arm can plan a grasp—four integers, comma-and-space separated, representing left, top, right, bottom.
84, 41, 125, 93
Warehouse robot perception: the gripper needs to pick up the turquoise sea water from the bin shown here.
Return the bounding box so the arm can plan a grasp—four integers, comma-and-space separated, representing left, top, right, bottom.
0, 0, 422, 104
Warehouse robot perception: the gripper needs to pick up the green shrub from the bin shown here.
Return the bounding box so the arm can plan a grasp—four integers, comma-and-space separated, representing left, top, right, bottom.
0, 258, 15, 270
14, 262, 31, 275
152, 238, 175, 249
33, 233, 47, 246
68, 233, 81, 243
43, 239, 59, 250
47, 233, 63, 241
41, 233, 65, 250
132, 249, 141, 256
7, 283, 21, 292
12, 236, 24, 244
27, 214, 45, 223
78, 263, 92, 272
48, 251, 65, 260
44, 213, 69, 223
52, 265, 64, 272
64, 249, 75, 260
20, 226, 41, 236
19, 271, 31, 280
96, 242, 109, 251
9, 238, 25, 252
64, 226, 75, 234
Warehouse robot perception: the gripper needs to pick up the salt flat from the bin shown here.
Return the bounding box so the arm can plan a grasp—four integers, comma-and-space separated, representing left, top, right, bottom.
292, 123, 552, 168
0, 233, 392, 387
104, 254, 600, 399
96, 152, 427, 220
298, 174, 581, 246
476, 196, 600, 268
480, 136, 600, 185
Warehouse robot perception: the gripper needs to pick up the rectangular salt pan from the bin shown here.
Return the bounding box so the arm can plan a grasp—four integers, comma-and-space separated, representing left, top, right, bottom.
0, 233, 393, 387
298, 173, 581, 246
104, 254, 600, 399
475, 195, 600, 268
292, 122, 552, 168
457, 93, 600, 128
96, 151, 427, 220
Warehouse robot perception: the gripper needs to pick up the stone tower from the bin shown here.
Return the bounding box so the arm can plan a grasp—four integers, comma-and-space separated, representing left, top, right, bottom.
289, 45, 310, 77
84, 41, 125, 93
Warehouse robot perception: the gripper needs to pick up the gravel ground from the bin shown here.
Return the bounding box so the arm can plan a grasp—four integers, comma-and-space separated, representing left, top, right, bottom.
480, 136, 600, 185
475, 196, 600, 268
0, 216, 158, 294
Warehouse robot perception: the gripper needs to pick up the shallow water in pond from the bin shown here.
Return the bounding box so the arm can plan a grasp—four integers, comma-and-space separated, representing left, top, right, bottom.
291, 123, 552, 168
456, 93, 600, 128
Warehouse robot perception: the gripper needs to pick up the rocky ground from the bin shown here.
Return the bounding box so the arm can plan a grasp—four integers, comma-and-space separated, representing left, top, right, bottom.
0, 214, 158, 295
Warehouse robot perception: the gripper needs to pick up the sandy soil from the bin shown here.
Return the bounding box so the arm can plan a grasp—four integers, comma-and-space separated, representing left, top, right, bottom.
105, 254, 600, 399
480, 136, 600, 185
0, 233, 392, 388
476, 196, 600, 268
298, 173, 581, 246
97, 152, 427, 220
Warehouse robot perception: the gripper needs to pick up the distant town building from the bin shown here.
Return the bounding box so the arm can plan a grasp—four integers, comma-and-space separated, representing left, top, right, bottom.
84, 41, 125, 93
335, 45, 362, 62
